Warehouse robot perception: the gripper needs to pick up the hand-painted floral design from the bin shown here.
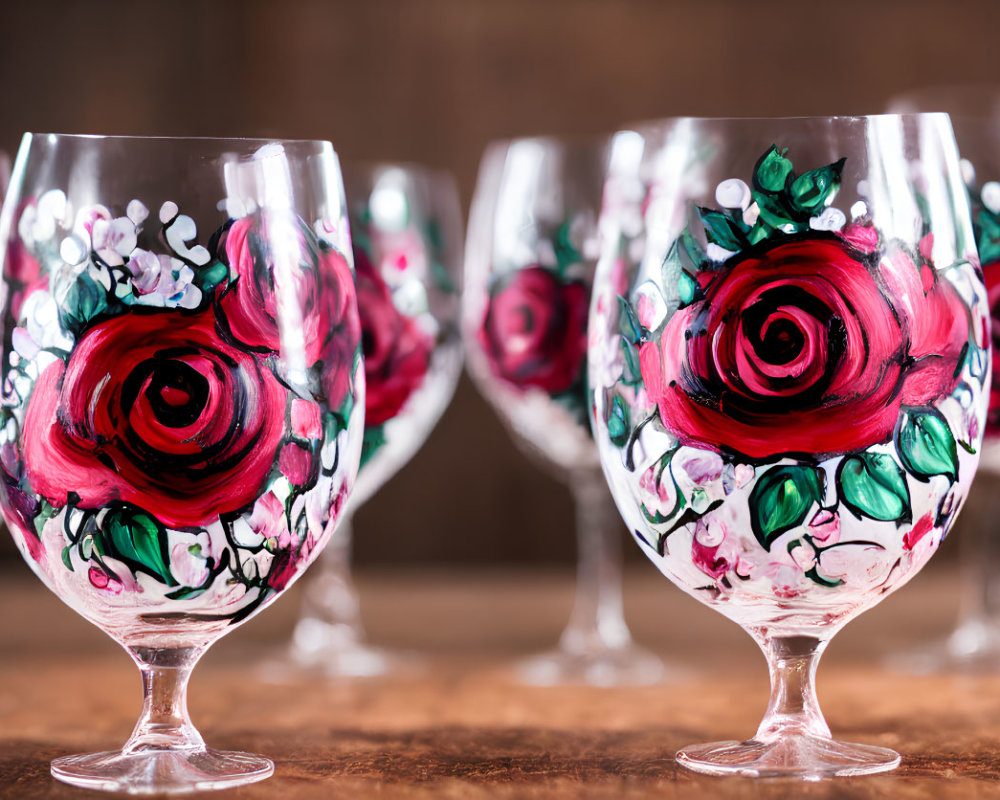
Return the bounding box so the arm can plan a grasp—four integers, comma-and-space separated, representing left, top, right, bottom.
592, 145, 988, 626
21, 307, 287, 528
354, 245, 435, 427
344, 185, 455, 469
479, 265, 588, 397
0, 192, 363, 629
640, 234, 969, 460
970, 180, 1000, 437
475, 215, 594, 425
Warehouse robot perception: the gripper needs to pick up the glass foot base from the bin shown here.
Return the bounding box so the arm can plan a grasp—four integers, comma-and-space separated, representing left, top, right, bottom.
514, 642, 666, 687
676, 735, 900, 779
51, 747, 273, 794
886, 619, 1000, 674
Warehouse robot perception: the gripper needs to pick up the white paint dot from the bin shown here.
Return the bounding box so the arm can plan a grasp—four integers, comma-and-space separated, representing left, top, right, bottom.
715, 178, 750, 210
159, 201, 179, 224
982, 181, 1000, 215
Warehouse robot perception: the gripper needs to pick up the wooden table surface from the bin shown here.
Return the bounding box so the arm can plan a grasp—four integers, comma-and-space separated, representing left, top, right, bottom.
2, 563, 1000, 799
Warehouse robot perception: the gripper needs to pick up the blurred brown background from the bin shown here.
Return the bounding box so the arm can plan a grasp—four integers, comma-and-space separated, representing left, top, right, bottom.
0, 0, 997, 570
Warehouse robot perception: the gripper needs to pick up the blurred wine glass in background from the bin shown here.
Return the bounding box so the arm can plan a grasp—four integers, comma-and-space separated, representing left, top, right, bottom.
887, 87, 1000, 673
282, 163, 464, 678
463, 136, 664, 686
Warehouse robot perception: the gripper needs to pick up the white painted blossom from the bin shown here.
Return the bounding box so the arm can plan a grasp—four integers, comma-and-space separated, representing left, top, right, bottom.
715, 178, 751, 210
850, 200, 868, 221
164, 214, 210, 266
982, 181, 1000, 215
21, 290, 73, 352
91, 216, 138, 266
126, 199, 149, 226
809, 207, 847, 232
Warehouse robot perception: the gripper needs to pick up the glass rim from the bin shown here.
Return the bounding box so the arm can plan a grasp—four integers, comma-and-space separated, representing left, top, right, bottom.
18, 131, 338, 149
483, 113, 954, 151
625, 111, 952, 132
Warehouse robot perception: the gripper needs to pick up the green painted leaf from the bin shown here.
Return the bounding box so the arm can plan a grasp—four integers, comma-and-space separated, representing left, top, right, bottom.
617, 295, 642, 343
788, 159, 845, 214
752, 188, 804, 230
607, 394, 630, 447
554, 220, 582, 273
430, 259, 456, 294
360, 424, 387, 468
196, 259, 229, 293
621, 338, 642, 385
697, 207, 745, 251
975, 209, 1000, 265
805, 566, 844, 588
60, 273, 109, 333
838, 453, 910, 522
749, 465, 824, 550
896, 407, 958, 481
754, 146, 794, 193
97, 507, 176, 585
677, 270, 698, 307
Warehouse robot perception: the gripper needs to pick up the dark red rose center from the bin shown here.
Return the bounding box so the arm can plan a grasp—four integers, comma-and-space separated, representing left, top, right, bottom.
122, 356, 212, 430
731, 285, 845, 401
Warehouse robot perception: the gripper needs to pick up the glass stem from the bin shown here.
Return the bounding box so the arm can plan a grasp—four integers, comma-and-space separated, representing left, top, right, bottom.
123, 646, 205, 754
295, 512, 365, 644
560, 468, 631, 653
754, 635, 831, 743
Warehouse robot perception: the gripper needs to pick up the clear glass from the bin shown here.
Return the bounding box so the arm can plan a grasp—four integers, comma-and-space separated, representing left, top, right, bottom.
589, 115, 988, 776
281, 163, 464, 678
0, 133, 365, 793
463, 137, 664, 686
887, 88, 1000, 673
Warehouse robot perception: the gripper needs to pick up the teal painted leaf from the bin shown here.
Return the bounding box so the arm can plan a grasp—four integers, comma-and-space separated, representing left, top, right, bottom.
620, 338, 642, 385
617, 295, 642, 343
677, 270, 698, 307
360, 424, 386, 468
195, 259, 229, 293
697, 207, 745, 251
788, 159, 846, 214
896, 407, 958, 481
751, 189, 801, 231
60, 273, 109, 333
554, 220, 582, 273
805, 566, 844, 588
754, 146, 794, 193
975, 209, 1000, 265
749, 465, 825, 550
97, 507, 176, 585
838, 453, 910, 522
607, 394, 630, 447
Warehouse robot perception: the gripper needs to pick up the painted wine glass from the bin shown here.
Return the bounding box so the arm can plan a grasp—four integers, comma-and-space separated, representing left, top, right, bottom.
464, 136, 664, 686
0, 134, 364, 793
285, 162, 463, 677
589, 115, 988, 777
886, 88, 1000, 672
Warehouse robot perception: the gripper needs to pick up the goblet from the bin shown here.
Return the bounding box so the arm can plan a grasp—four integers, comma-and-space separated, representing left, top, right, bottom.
589, 115, 988, 777
0, 134, 364, 793
464, 137, 664, 686
885, 88, 1000, 672
286, 163, 463, 677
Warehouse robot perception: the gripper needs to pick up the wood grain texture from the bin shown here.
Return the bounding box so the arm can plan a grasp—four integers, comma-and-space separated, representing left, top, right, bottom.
2, 566, 1000, 798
